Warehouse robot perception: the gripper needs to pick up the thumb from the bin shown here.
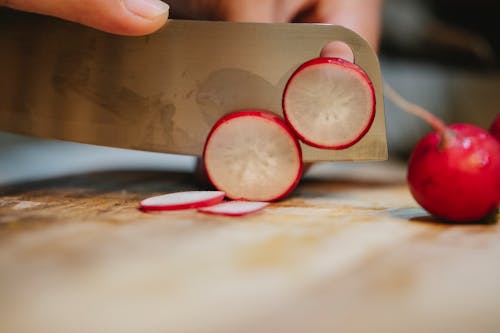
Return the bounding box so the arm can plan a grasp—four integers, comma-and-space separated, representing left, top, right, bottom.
1, 0, 169, 35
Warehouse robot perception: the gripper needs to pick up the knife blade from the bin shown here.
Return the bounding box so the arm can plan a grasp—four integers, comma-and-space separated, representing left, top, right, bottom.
0, 9, 387, 162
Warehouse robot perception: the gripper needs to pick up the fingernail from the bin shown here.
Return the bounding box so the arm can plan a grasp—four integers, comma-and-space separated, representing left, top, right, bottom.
123, 0, 169, 19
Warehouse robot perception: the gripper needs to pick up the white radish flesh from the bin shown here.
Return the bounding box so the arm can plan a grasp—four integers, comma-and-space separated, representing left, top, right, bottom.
198, 201, 269, 216
140, 191, 225, 211
283, 57, 376, 149
203, 110, 303, 201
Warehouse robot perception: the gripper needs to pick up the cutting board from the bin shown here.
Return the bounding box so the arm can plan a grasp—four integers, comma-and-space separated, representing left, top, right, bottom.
0, 161, 499, 333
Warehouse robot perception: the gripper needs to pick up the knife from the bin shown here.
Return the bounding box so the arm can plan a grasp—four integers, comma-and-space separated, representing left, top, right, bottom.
0, 9, 387, 162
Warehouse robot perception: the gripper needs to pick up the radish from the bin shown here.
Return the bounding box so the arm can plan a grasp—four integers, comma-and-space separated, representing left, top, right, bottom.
490, 114, 500, 141
140, 191, 225, 211
385, 84, 500, 223
282, 57, 376, 149
203, 110, 303, 201
198, 201, 269, 216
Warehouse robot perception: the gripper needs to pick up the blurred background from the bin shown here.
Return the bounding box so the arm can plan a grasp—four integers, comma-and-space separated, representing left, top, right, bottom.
382, 0, 499, 155
1, 0, 499, 185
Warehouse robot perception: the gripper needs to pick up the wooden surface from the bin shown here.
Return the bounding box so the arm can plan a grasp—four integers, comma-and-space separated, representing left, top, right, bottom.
0, 161, 499, 333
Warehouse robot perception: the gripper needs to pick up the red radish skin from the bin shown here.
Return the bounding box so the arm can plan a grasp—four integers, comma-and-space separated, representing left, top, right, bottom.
490, 114, 500, 141
198, 201, 269, 216
408, 124, 500, 222
140, 191, 225, 211
283, 57, 376, 149
385, 84, 500, 222
203, 110, 303, 202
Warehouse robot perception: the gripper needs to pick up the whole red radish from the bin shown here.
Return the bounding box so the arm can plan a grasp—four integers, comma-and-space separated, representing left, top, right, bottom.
490, 114, 500, 141
283, 57, 376, 149
385, 85, 500, 222
203, 110, 303, 202
408, 124, 500, 222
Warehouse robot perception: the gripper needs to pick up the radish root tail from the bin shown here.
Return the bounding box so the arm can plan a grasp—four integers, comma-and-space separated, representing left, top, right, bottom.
383, 82, 452, 144
383, 83, 446, 133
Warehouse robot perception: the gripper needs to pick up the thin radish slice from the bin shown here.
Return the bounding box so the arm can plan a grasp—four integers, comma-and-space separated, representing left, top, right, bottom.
140, 191, 225, 211
283, 57, 376, 149
198, 201, 269, 216
203, 110, 303, 202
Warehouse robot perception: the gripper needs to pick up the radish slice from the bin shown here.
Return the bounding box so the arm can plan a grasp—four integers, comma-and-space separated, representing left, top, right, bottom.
283, 57, 376, 149
140, 191, 225, 211
198, 201, 269, 216
203, 110, 303, 202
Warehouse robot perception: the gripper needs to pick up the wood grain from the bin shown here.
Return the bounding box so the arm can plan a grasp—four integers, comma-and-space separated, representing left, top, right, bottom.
0, 162, 498, 333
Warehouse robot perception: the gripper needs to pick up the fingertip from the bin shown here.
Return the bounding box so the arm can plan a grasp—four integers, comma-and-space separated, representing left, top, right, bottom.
320, 41, 354, 62
106, 11, 169, 36
100, 0, 169, 35
123, 0, 169, 19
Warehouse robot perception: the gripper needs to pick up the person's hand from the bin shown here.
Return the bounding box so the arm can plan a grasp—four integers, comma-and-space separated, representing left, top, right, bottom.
0, 0, 170, 35
169, 0, 383, 56
1, 0, 382, 55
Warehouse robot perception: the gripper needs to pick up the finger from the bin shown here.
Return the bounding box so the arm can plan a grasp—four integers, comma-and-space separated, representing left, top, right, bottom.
299, 0, 382, 58
219, 0, 276, 22
276, 0, 318, 22
1, 0, 169, 35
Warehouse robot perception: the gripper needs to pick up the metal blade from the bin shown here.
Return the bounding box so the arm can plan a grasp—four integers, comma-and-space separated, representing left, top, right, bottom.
0, 10, 387, 162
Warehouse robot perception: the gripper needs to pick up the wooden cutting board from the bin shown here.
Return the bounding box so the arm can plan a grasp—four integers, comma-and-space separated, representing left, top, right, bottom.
0, 161, 499, 333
